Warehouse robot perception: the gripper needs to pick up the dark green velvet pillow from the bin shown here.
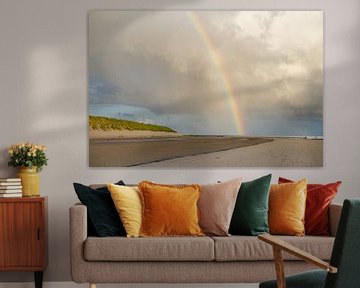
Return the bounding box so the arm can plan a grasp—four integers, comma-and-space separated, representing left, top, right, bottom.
73, 181, 126, 237
229, 174, 272, 236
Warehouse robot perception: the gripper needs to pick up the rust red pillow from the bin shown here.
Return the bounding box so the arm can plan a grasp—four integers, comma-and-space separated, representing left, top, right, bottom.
278, 177, 341, 236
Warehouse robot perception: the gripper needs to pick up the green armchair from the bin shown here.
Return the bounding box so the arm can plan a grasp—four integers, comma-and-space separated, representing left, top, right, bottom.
259, 199, 360, 288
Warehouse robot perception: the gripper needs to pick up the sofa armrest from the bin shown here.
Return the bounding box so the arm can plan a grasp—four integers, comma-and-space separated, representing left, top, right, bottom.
69, 203, 88, 283
329, 203, 342, 237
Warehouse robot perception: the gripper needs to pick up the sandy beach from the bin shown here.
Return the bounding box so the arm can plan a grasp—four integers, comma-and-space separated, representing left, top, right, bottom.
138, 138, 323, 167
89, 135, 322, 167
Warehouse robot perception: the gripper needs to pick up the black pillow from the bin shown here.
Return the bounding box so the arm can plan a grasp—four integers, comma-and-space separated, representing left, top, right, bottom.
73, 181, 126, 237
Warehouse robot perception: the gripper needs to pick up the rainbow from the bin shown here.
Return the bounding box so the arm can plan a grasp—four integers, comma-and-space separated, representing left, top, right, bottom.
187, 11, 245, 135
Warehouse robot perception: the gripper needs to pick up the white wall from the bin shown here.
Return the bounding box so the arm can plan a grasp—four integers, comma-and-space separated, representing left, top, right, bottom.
0, 0, 359, 283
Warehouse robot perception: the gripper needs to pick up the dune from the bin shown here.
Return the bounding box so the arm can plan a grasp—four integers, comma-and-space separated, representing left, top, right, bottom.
89, 129, 182, 140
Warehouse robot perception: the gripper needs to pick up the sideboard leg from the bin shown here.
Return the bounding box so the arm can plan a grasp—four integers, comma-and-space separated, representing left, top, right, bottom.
90, 283, 97, 288
34, 271, 43, 288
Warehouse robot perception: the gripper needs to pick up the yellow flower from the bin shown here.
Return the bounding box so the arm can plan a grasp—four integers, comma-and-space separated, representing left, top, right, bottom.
8, 142, 47, 171
37, 145, 46, 151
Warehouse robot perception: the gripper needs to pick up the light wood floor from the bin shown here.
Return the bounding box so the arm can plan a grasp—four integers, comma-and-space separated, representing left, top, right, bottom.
0, 283, 259, 288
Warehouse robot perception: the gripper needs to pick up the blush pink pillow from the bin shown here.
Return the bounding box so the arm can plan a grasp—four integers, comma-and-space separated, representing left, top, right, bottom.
198, 178, 242, 236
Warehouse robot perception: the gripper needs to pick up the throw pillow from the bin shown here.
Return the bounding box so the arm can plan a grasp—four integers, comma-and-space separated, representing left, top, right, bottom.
138, 181, 203, 237
198, 178, 242, 236
279, 177, 341, 236
73, 181, 126, 237
229, 174, 272, 236
269, 179, 307, 236
107, 183, 142, 238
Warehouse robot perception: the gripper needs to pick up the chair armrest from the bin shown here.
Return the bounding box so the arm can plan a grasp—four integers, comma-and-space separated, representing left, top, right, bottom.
258, 234, 337, 273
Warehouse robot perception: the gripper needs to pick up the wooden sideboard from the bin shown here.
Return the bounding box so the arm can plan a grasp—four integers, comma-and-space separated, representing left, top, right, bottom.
0, 197, 47, 288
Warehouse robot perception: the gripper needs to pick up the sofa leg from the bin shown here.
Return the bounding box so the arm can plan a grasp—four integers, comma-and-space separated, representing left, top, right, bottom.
89, 283, 96, 288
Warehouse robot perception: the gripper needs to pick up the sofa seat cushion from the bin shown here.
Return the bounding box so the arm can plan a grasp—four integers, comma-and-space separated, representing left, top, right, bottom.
212, 236, 334, 261
84, 236, 214, 261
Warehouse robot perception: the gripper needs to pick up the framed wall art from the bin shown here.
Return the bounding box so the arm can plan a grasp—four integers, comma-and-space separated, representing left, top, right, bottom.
88, 11, 323, 167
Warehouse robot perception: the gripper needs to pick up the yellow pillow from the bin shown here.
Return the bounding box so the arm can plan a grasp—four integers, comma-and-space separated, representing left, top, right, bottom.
138, 181, 204, 237
107, 183, 142, 238
269, 179, 307, 236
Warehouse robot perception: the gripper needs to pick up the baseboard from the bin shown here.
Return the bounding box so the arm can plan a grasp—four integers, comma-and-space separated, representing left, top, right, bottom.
0, 282, 259, 288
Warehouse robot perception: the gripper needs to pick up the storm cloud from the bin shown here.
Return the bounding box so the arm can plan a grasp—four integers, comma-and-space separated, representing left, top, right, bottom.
89, 11, 323, 136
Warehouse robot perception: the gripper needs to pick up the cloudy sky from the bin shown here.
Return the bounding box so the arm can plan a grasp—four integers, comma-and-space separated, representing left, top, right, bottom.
89, 11, 323, 136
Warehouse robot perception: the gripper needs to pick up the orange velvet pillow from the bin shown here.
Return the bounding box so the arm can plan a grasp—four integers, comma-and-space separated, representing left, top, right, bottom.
269, 179, 307, 236
278, 177, 341, 235
138, 181, 204, 237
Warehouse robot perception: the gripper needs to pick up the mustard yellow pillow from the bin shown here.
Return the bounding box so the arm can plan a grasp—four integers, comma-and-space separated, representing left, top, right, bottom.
269, 179, 307, 236
107, 183, 142, 238
138, 181, 204, 237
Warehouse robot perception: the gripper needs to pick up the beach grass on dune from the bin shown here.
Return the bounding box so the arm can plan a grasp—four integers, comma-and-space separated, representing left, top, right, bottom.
89, 115, 176, 133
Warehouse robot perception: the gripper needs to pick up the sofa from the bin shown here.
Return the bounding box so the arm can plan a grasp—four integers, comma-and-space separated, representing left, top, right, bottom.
70, 201, 342, 287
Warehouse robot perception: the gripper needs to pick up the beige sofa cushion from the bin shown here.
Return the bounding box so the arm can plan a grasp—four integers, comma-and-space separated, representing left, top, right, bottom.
84, 236, 214, 261
212, 235, 334, 261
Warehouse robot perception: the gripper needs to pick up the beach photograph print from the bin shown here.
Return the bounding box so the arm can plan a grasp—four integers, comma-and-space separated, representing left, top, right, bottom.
88, 11, 323, 167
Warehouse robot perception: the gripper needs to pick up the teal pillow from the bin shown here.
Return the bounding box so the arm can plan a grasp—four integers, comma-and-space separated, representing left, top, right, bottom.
229, 174, 272, 236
